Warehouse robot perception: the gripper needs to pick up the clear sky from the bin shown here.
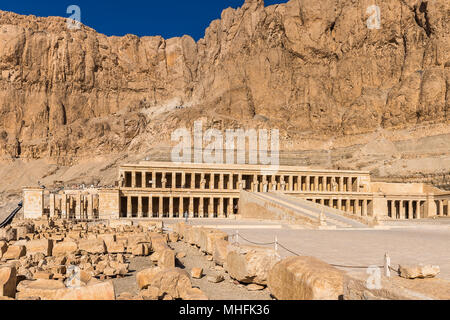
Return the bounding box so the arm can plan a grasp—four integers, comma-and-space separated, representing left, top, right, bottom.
0, 0, 288, 40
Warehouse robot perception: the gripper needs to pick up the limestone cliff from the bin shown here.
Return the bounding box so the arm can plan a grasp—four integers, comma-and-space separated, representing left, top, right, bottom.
0, 0, 449, 195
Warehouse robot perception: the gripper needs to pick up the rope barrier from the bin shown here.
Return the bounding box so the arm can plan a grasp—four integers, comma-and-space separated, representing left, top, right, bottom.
236, 231, 391, 271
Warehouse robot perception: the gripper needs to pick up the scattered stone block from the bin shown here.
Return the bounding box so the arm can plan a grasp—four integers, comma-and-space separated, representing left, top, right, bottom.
183, 288, 209, 300
136, 267, 191, 299
57, 281, 115, 300
78, 239, 106, 254
207, 274, 224, 283
2, 245, 26, 260
0, 227, 17, 241
16, 279, 66, 300
139, 286, 160, 300
268, 256, 344, 300
247, 284, 265, 291
399, 265, 440, 279
53, 241, 78, 256
191, 268, 203, 279
25, 239, 53, 257
158, 249, 175, 268
226, 245, 280, 285
0, 264, 17, 298
213, 239, 229, 266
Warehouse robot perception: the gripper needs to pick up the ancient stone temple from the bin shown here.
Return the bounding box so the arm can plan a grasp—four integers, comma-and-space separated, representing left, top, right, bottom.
22, 161, 450, 221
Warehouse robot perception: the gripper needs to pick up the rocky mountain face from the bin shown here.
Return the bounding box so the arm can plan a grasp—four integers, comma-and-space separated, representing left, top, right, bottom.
0, 0, 449, 196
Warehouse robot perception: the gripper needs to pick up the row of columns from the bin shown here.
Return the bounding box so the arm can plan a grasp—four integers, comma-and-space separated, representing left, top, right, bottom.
122, 195, 237, 219
122, 170, 361, 193
388, 200, 424, 220
50, 193, 97, 220
311, 198, 370, 216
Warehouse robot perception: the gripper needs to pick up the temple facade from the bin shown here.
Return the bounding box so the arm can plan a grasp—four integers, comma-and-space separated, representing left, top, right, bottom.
22, 161, 450, 221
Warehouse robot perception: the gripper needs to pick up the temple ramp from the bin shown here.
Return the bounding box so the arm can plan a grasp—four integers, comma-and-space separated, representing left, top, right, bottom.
239, 191, 367, 229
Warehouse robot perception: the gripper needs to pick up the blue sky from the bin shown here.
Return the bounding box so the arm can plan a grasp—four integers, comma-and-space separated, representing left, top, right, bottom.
0, 0, 288, 40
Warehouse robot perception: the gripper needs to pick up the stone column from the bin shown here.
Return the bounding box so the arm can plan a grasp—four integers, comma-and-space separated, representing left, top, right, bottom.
339, 177, 344, 192
337, 198, 342, 211
200, 173, 205, 189
288, 176, 294, 192
228, 174, 233, 190
389, 200, 395, 218
159, 196, 164, 217
408, 200, 413, 220
88, 194, 94, 219
399, 200, 405, 219
210, 174, 215, 190
238, 174, 243, 190
179, 198, 184, 217
219, 197, 224, 218
132, 171, 136, 188
61, 194, 67, 219
199, 197, 204, 218
49, 194, 56, 218
162, 172, 167, 189
149, 197, 153, 217
362, 199, 368, 217
208, 198, 214, 217
191, 173, 195, 189
189, 197, 194, 218
439, 200, 444, 216
77, 194, 82, 219
181, 172, 186, 189
169, 197, 174, 218
127, 196, 132, 218
138, 196, 143, 218
347, 177, 352, 193
142, 171, 147, 188
172, 173, 176, 190
306, 176, 311, 191
227, 198, 233, 217
312, 176, 318, 191
352, 199, 358, 215
219, 173, 225, 190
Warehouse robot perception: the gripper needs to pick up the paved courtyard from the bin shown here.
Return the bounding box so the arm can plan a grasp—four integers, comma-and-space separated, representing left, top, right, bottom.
163, 218, 450, 281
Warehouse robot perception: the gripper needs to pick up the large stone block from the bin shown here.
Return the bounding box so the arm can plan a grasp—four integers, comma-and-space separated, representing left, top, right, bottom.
2, 245, 26, 260
0, 264, 17, 298
16, 279, 66, 300
399, 265, 440, 279
78, 239, 106, 254
53, 241, 78, 256
268, 256, 344, 300
158, 249, 175, 268
213, 239, 229, 266
57, 281, 115, 300
0, 241, 7, 258
0, 227, 16, 241
25, 239, 53, 257
136, 267, 191, 299
226, 245, 280, 285
205, 231, 228, 255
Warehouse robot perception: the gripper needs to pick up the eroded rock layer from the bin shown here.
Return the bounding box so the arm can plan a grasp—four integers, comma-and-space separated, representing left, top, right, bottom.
0, 0, 449, 195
